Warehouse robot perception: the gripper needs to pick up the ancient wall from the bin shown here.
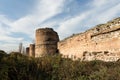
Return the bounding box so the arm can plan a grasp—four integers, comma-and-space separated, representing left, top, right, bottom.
58, 18, 120, 61
82, 51, 119, 62
35, 28, 59, 57
27, 17, 120, 61
29, 44, 35, 57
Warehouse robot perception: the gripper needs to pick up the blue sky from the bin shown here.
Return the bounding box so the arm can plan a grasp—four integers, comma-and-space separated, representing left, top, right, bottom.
0, 0, 120, 52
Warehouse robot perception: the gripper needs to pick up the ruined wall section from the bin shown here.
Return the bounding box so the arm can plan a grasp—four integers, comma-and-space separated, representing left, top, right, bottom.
26, 47, 29, 56
35, 28, 59, 57
29, 44, 35, 57
58, 33, 90, 59
58, 18, 120, 60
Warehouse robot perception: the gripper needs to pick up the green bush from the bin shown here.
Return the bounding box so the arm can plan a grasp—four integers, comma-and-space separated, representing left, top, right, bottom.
0, 51, 120, 80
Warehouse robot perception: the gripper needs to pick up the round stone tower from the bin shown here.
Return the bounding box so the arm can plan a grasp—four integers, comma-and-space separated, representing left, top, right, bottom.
26, 47, 29, 56
35, 28, 59, 57
29, 44, 35, 57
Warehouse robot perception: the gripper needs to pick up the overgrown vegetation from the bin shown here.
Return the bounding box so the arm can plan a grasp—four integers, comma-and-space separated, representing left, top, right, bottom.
0, 51, 120, 80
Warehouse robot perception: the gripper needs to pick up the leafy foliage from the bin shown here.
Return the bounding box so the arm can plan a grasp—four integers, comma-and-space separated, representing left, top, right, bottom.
0, 51, 120, 80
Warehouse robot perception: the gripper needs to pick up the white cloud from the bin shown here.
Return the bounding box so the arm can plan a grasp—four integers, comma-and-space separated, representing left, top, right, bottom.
0, 0, 65, 51
0, 15, 12, 25
57, 0, 120, 39
0, 43, 19, 52
10, 0, 65, 35
92, 0, 109, 7
57, 12, 90, 39
35, 0, 64, 17
1, 0, 120, 52
0, 15, 23, 43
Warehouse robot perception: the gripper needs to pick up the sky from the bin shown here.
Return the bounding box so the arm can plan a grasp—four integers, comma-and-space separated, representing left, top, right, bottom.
0, 0, 120, 52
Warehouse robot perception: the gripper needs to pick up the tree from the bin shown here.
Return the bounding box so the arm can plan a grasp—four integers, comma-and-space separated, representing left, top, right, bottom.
19, 42, 23, 53
22, 46, 25, 54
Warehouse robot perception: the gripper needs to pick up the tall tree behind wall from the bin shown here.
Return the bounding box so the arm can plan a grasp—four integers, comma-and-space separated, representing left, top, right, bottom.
19, 42, 23, 53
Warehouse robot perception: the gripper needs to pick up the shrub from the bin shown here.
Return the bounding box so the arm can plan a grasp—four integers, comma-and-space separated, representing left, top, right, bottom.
1, 52, 120, 80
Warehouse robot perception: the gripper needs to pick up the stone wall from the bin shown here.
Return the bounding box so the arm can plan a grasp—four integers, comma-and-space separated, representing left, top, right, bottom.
82, 51, 119, 62
58, 33, 89, 59
27, 17, 120, 61
58, 18, 120, 61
